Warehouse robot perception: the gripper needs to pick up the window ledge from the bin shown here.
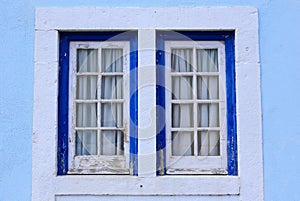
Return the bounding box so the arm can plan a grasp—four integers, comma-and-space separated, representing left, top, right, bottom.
54, 175, 240, 196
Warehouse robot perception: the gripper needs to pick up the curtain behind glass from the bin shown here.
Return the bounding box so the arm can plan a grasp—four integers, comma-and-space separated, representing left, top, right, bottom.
197, 49, 220, 156
76, 48, 124, 156
171, 49, 194, 156
171, 49, 220, 157
101, 49, 124, 155
76, 49, 98, 155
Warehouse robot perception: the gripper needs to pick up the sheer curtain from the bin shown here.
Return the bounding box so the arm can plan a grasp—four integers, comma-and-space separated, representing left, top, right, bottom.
76, 49, 98, 155
171, 49, 194, 156
171, 49, 220, 156
101, 49, 124, 155
197, 49, 219, 156
76, 49, 124, 156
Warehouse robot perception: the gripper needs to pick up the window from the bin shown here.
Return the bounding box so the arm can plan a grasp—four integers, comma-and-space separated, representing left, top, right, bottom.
57, 32, 138, 175
156, 31, 237, 175
68, 41, 130, 174
62, 32, 235, 176
34, 7, 263, 200
165, 41, 227, 174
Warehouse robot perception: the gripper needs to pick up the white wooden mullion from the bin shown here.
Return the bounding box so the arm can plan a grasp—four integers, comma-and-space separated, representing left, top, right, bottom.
196, 72, 219, 76
171, 127, 221, 132
171, 72, 194, 76
197, 127, 220, 131
100, 99, 124, 103
75, 127, 98, 130
76, 72, 99, 76
217, 45, 227, 164
99, 127, 125, 130
192, 47, 198, 156
196, 100, 222, 104
97, 48, 102, 156
171, 99, 222, 104
165, 42, 172, 171
122, 41, 130, 170
171, 72, 219, 76
74, 100, 98, 103
101, 72, 124, 76
76, 72, 125, 76
68, 42, 78, 168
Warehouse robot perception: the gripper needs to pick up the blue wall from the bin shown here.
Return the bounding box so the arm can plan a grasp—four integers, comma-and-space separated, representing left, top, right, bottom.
0, 0, 299, 200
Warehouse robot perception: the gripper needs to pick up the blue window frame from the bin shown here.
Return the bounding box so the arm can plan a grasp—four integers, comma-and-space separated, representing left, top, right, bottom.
58, 32, 138, 175
156, 31, 237, 175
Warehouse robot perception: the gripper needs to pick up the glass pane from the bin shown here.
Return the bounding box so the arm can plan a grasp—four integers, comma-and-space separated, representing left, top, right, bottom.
102, 49, 123, 72
172, 76, 192, 100
198, 131, 220, 156
77, 49, 98, 72
171, 49, 193, 72
172, 104, 193, 128
101, 103, 123, 127
76, 103, 97, 127
76, 76, 98, 99
172, 131, 194, 156
197, 49, 218, 72
197, 76, 219, 100
100, 130, 124, 155
101, 76, 123, 99
76, 130, 97, 155
198, 104, 219, 127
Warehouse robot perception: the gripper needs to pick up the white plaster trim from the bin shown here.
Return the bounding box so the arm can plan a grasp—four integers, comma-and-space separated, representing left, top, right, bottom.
54, 176, 239, 195
138, 29, 157, 177
33, 6, 263, 201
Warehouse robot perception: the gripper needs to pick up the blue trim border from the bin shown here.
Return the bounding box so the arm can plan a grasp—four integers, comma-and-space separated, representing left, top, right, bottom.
156, 31, 238, 175
58, 31, 138, 175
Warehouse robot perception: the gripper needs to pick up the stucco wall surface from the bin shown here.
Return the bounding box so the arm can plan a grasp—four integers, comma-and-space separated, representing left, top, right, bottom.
0, 0, 299, 201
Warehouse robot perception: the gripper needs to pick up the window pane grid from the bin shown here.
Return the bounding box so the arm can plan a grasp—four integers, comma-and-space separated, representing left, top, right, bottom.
171, 47, 221, 157
75, 48, 125, 157
171, 127, 221, 132
171, 100, 221, 104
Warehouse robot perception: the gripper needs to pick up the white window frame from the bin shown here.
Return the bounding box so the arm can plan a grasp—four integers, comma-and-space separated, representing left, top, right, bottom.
33, 7, 263, 201
68, 41, 130, 174
165, 41, 227, 174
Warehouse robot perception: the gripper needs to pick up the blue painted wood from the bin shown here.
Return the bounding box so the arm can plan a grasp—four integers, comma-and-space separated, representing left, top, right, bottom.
224, 33, 238, 175
58, 31, 138, 175
129, 37, 139, 176
156, 31, 238, 175
57, 33, 70, 175
156, 38, 166, 175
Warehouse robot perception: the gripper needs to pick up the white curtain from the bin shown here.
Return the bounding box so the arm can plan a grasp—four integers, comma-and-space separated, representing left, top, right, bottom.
171, 49, 220, 156
76, 49, 98, 155
197, 49, 220, 156
171, 49, 194, 156
76, 49, 124, 156
101, 49, 123, 155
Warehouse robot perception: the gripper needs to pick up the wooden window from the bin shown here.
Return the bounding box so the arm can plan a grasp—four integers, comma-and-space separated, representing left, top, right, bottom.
68, 41, 130, 174
164, 41, 227, 174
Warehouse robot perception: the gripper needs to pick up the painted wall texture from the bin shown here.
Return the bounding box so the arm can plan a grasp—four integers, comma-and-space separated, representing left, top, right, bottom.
0, 0, 299, 201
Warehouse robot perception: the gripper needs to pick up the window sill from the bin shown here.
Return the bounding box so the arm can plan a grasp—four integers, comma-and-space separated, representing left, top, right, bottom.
54, 175, 240, 196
